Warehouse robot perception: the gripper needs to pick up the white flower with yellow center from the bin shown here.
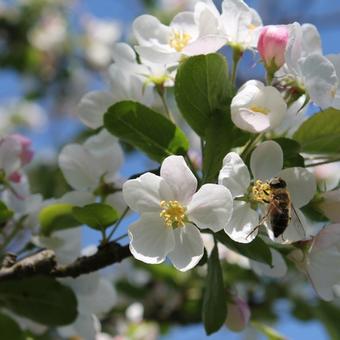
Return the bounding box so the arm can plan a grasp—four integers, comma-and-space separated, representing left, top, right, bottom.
123, 155, 233, 271
218, 141, 316, 244
231, 80, 287, 133
133, 1, 226, 64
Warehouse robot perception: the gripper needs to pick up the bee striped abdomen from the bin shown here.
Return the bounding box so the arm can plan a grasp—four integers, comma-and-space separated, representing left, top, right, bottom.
270, 191, 291, 238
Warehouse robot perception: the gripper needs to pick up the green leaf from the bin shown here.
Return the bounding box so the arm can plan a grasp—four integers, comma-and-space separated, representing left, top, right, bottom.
315, 300, 340, 339
0, 313, 24, 340
175, 53, 232, 137
215, 231, 273, 266
0, 201, 14, 224
39, 203, 80, 236
0, 276, 78, 326
251, 321, 287, 340
202, 243, 227, 335
72, 203, 119, 231
272, 138, 304, 168
293, 108, 340, 154
104, 101, 189, 162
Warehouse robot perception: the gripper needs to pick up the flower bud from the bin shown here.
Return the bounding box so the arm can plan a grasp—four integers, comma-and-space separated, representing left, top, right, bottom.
225, 297, 251, 332
258, 25, 289, 70
10, 134, 34, 166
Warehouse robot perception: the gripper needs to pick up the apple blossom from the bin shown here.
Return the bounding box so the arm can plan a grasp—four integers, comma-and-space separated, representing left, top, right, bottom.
58, 130, 126, 213
258, 25, 289, 70
123, 155, 233, 271
221, 0, 262, 51
289, 224, 340, 301
231, 80, 287, 133
276, 22, 337, 109
319, 189, 340, 223
133, 1, 226, 64
218, 141, 316, 243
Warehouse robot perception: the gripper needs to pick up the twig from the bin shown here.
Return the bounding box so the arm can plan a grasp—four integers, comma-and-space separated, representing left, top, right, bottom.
0, 241, 131, 281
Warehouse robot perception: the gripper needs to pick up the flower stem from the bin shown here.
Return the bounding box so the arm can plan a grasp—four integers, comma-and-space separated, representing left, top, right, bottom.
107, 207, 130, 241
113, 233, 128, 243
305, 157, 340, 168
156, 85, 175, 123
240, 133, 264, 161
231, 46, 243, 85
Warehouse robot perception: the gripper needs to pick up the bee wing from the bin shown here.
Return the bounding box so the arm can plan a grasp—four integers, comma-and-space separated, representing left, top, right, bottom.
288, 203, 307, 240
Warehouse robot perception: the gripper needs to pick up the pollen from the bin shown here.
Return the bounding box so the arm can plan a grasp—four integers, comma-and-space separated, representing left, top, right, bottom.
248, 23, 258, 31
169, 31, 191, 52
252, 180, 271, 203
160, 200, 186, 228
249, 105, 270, 115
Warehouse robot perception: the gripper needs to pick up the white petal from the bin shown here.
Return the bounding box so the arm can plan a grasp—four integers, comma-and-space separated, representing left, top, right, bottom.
135, 45, 180, 64
122, 173, 173, 213
128, 213, 175, 264
187, 184, 233, 232
218, 152, 250, 197
301, 23, 322, 55
183, 35, 226, 56
171, 11, 198, 37
58, 144, 100, 190
167, 224, 204, 271
279, 167, 316, 208
0, 136, 21, 175
77, 91, 113, 129
61, 191, 95, 206
133, 15, 171, 46
224, 201, 259, 244
160, 155, 197, 204
234, 108, 270, 133
250, 249, 287, 278
299, 54, 337, 109
106, 192, 127, 215
250, 141, 283, 180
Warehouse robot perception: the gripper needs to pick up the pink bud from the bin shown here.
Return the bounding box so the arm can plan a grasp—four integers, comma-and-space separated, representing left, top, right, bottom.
258, 25, 289, 69
8, 171, 22, 183
225, 297, 251, 332
10, 134, 34, 166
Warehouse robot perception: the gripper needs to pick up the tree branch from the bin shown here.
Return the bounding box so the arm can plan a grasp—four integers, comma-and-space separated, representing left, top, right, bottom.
0, 241, 131, 281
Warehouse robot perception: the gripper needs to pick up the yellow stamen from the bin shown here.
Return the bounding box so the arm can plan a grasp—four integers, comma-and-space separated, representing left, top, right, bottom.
248, 23, 257, 31
252, 180, 271, 203
169, 31, 191, 52
249, 105, 270, 115
160, 200, 186, 228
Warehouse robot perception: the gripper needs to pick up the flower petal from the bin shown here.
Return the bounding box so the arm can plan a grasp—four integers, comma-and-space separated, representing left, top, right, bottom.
160, 155, 197, 204
224, 201, 259, 244
128, 213, 175, 264
122, 173, 173, 213
218, 152, 250, 197
279, 167, 316, 208
58, 144, 101, 190
187, 184, 233, 232
250, 141, 283, 180
167, 224, 204, 271
250, 249, 287, 278
77, 91, 113, 129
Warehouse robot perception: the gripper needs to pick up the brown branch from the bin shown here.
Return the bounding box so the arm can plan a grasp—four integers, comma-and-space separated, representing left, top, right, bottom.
0, 241, 131, 281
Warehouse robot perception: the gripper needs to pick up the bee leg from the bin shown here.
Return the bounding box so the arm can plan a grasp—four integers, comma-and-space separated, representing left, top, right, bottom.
246, 213, 270, 239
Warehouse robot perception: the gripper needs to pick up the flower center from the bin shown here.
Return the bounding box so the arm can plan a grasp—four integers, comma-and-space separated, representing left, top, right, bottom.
249, 105, 270, 115
160, 200, 186, 228
169, 31, 191, 52
251, 180, 271, 203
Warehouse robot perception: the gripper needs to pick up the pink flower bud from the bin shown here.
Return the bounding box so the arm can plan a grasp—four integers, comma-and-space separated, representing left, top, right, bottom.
225, 297, 251, 332
10, 134, 34, 166
258, 25, 289, 69
8, 171, 22, 183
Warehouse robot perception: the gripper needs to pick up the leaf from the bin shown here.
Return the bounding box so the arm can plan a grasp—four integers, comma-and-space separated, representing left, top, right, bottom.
315, 300, 340, 339
104, 101, 189, 162
202, 243, 227, 335
0, 201, 14, 224
215, 231, 273, 266
272, 138, 304, 168
175, 53, 232, 137
251, 321, 287, 340
0, 312, 24, 340
39, 203, 80, 236
0, 276, 78, 326
293, 108, 340, 154
72, 203, 119, 231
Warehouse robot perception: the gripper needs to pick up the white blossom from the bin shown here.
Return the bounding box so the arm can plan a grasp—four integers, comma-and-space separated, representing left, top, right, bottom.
123, 155, 233, 271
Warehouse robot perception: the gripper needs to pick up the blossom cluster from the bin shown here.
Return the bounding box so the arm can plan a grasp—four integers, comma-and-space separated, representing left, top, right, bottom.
2, 0, 340, 338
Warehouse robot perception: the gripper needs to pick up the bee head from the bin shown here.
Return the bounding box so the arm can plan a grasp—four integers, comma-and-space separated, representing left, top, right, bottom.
269, 177, 287, 189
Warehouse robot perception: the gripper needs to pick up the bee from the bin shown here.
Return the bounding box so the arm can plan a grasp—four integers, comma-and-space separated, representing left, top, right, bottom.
248, 177, 305, 239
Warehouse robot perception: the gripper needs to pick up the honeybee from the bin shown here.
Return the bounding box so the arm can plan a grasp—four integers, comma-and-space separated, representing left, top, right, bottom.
249, 177, 305, 239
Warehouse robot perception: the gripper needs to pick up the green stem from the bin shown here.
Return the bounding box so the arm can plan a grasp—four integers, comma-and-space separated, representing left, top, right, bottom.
240, 133, 264, 161
107, 207, 130, 241
305, 157, 340, 168
156, 85, 175, 123
231, 47, 243, 85
113, 233, 128, 243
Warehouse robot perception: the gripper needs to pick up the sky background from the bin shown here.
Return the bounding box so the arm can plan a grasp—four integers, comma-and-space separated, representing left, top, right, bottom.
1, 0, 340, 338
